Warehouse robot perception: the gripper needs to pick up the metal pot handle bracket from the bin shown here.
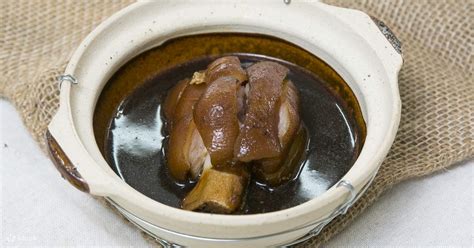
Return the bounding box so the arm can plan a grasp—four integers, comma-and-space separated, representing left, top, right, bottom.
279, 173, 377, 247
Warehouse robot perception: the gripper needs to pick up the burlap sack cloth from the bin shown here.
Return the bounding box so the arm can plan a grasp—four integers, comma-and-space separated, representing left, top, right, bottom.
1, 0, 472, 246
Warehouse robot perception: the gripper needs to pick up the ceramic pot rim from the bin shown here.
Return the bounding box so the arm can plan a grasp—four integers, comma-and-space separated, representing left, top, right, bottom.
48, 0, 402, 237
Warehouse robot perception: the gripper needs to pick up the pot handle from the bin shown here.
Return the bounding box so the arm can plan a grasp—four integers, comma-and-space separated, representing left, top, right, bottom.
46, 77, 115, 196
46, 130, 90, 193
369, 16, 402, 55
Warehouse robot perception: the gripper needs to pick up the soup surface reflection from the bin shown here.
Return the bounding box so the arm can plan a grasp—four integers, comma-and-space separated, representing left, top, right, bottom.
104, 53, 364, 214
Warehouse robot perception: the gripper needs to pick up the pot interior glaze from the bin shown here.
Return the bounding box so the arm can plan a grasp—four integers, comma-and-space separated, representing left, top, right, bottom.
93, 33, 366, 214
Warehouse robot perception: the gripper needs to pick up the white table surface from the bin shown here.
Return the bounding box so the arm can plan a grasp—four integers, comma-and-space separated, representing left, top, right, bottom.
1, 99, 472, 247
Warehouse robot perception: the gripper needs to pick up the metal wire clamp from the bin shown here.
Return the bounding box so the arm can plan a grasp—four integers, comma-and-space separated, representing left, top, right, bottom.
57, 74, 77, 90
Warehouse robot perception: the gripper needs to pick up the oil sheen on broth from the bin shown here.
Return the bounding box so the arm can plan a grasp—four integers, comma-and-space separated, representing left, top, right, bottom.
105, 54, 363, 214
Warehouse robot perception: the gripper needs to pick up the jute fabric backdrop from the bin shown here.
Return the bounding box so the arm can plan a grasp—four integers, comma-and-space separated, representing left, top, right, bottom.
1, 0, 472, 246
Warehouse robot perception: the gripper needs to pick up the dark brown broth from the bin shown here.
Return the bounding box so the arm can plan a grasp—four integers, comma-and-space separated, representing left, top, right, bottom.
105, 54, 363, 214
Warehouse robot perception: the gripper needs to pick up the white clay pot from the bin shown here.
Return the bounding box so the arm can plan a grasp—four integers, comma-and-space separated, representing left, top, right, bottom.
47, 1, 402, 247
